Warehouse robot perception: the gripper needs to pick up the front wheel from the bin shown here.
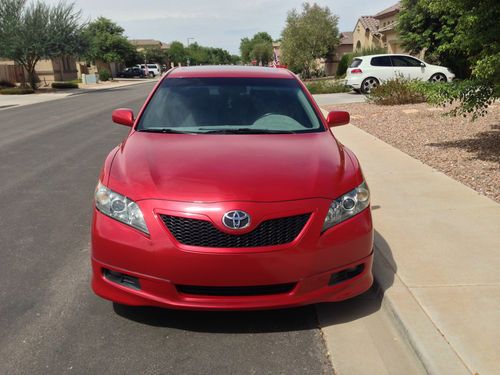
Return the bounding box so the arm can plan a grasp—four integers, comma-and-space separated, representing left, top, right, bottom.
429, 73, 447, 83
361, 77, 379, 94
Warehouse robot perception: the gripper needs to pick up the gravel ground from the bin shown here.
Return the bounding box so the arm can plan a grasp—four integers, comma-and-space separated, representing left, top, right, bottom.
326, 102, 500, 203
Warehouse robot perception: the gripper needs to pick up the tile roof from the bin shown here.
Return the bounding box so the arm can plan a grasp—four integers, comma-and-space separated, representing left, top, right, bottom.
358, 16, 380, 33
339, 32, 353, 45
374, 2, 401, 19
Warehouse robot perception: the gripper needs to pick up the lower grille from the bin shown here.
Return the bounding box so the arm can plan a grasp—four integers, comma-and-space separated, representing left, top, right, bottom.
160, 213, 310, 248
176, 283, 296, 296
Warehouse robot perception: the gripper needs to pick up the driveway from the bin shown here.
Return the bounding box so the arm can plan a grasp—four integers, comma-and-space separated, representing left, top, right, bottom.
313, 92, 367, 106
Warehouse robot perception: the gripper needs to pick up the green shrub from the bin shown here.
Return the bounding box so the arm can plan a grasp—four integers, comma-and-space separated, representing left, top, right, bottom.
0, 87, 35, 95
368, 77, 426, 105
99, 69, 111, 82
0, 80, 16, 89
51, 81, 79, 89
305, 79, 351, 94
336, 53, 353, 77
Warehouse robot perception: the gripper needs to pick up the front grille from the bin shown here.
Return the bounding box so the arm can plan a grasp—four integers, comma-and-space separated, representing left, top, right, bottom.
160, 213, 310, 248
176, 283, 296, 296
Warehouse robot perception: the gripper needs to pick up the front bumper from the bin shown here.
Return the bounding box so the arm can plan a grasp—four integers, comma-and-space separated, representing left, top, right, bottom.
91, 198, 374, 310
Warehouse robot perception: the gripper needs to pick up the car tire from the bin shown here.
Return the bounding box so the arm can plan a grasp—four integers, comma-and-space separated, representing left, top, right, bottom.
361, 77, 379, 94
429, 73, 447, 83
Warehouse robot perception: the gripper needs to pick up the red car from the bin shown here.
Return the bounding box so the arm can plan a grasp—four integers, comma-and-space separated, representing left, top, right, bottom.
91, 66, 373, 310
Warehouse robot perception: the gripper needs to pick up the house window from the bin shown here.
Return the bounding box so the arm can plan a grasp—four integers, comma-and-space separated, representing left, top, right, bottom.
356, 41, 361, 51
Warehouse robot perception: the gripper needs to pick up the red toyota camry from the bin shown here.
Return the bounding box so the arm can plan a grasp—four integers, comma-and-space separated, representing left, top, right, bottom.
91, 66, 373, 310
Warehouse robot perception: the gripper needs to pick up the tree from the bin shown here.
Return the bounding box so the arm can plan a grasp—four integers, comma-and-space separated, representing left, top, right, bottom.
82, 17, 136, 65
168, 41, 186, 66
0, 0, 84, 89
398, 0, 500, 118
239, 32, 273, 65
143, 47, 168, 65
280, 3, 339, 77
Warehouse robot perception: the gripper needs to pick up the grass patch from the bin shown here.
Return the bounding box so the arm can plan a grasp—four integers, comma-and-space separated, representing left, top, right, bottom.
51, 81, 79, 89
0, 87, 35, 95
305, 79, 351, 94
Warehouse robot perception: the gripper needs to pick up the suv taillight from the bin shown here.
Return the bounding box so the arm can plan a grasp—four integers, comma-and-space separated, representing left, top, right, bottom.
351, 69, 363, 74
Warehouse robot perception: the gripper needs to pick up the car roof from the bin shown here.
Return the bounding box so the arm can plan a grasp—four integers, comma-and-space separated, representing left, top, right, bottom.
167, 65, 295, 79
354, 54, 421, 59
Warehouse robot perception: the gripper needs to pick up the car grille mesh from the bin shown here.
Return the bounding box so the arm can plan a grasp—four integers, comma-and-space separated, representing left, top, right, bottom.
176, 283, 296, 296
160, 213, 310, 248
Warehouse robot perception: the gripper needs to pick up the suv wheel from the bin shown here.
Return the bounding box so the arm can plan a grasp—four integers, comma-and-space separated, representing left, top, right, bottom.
429, 73, 447, 83
361, 77, 379, 94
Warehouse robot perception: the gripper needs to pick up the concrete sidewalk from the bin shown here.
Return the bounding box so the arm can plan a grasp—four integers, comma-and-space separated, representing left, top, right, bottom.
329, 122, 500, 374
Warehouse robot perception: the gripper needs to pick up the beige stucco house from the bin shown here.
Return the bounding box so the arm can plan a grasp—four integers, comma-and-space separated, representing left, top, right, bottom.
352, 2, 405, 54
129, 39, 170, 52
0, 57, 78, 86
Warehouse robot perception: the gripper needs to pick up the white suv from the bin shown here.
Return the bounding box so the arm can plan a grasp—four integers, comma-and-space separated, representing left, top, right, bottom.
345, 54, 455, 94
137, 64, 161, 77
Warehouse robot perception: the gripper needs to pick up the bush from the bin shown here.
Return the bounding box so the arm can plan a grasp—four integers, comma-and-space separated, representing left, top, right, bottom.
336, 53, 352, 77
305, 79, 351, 94
0, 87, 35, 95
0, 80, 16, 89
368, 77, 426, 105
99, 69, 111, 82
51, 81, 79, 89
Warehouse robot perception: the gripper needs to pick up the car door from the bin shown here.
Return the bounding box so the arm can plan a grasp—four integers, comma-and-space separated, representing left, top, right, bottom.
369, 56, 394, 82
390, 56, 425, 80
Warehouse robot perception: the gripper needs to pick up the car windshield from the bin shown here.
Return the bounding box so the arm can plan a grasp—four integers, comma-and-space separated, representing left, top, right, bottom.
136, 77, 323, 134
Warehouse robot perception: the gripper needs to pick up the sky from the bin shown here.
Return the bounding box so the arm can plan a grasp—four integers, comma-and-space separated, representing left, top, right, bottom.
45, 0, 398, 54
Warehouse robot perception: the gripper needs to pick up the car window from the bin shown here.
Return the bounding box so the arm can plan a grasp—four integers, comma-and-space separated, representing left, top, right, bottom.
370, 56, 392, 67
137, 77, 323, 134
147, 65, 157, 69
391, 56, 422, 67
350, 59, 362, 68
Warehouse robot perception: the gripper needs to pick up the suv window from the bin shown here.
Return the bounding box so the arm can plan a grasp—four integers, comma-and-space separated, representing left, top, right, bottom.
391, 56, 422, 67
350, 59, 362, 68
370, 56, 392, 67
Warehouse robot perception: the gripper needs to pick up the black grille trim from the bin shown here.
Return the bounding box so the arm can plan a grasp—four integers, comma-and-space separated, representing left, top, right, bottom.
176, 283, 296, 296
160, 213, 310, 248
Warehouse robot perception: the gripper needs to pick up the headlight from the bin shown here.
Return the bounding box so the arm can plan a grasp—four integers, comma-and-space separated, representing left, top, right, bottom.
322, 181, 370, 231
95, 182, 149, 234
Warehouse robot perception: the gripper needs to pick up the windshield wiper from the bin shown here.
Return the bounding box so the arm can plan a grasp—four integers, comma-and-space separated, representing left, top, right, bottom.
198, 128, 297, 134
138, 128, 193, 134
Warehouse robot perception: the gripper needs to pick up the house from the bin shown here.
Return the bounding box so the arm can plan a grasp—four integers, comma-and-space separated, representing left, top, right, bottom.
374, 3, 404, 53
0, 57, 78, 86
352, 2, 405, 54
129, 39, 170, 52
324, 32, 353, 75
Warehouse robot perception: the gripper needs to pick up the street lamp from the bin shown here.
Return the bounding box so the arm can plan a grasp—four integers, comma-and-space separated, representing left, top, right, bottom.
187, 37, 194, 47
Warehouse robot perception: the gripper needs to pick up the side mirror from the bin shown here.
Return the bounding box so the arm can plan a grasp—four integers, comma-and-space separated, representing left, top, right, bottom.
112, 108, 134, 127
420, 62, 426, 68
326, 110, 350, 127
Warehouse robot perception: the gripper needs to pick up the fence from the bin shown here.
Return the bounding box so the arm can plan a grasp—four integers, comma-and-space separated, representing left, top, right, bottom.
0, 64, 26, 84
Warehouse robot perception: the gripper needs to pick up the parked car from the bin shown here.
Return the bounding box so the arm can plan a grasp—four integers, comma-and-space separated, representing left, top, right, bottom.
92, 66, 373, 310
137, 64, 161, 77
345, 54, 455, 94
117, 67, 145, 78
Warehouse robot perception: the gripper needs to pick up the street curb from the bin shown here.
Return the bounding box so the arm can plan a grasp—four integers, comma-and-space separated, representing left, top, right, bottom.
373, 246, 472, 375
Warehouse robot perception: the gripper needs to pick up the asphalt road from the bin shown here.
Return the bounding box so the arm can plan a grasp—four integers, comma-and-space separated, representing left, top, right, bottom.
0, 83, 332, 375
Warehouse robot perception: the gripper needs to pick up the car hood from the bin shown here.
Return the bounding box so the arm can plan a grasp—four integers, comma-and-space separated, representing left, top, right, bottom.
107, 132, 358, 203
